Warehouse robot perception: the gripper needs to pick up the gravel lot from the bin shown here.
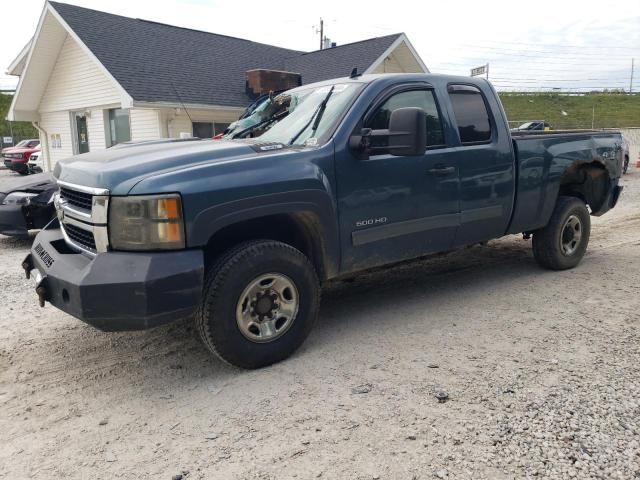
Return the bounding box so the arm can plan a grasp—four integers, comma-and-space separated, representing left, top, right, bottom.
1, 167, 639, 479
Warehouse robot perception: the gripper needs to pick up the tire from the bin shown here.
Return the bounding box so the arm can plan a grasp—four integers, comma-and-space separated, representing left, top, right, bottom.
532, 196, 591, 270
196, 240, 320, 369
623, 155, 629, 174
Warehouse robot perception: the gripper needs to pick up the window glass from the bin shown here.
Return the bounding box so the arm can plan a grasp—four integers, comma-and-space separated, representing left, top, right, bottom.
367, 89, 444, 148
108, 108, 131, 146
448, 88, 491, 143
214, 122, 231, 135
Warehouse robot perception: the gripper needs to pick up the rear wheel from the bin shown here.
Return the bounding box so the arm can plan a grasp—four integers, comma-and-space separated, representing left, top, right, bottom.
196, 240, 320, 369
532, 196, 591, 270
623, 155, 629, 174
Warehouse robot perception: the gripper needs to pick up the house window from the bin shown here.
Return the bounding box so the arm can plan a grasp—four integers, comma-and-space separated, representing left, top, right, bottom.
192, 122, 213, 139
108, 108, 131, 146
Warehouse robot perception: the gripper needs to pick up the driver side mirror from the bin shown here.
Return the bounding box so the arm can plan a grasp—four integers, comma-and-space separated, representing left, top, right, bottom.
350, 107, 427, 158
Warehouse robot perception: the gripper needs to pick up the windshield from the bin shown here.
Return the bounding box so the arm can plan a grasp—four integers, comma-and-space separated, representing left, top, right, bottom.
258, 82, 362, 146
225, 95, 288, 136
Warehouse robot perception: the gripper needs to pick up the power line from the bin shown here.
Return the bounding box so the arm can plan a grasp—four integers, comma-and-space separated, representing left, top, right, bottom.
461, 40, 640, 51
490, 78, 633, 84
431, 61, 631, 70
451, 45, 639, 59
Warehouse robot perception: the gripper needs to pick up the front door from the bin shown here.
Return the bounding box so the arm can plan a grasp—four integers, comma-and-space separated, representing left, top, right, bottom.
335, 86, 460, 272
74, 114, 90, 154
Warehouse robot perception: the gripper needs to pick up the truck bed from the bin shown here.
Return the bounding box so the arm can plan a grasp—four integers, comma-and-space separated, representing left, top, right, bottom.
507, 130, 623, 234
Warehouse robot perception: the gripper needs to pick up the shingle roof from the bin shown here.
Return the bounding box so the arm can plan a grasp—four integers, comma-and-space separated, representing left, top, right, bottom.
284, 34, 401, 84
48, 2, 403, 108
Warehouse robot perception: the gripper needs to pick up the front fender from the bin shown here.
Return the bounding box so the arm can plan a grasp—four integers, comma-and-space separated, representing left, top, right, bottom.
188, 189, 341, 278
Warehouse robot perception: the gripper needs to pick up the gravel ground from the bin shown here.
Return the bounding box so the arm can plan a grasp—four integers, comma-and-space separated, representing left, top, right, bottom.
1, 167, 639, 479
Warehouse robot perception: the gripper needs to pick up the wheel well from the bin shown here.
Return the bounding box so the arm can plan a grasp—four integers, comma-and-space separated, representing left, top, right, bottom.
558, 162, 610, 212
204, 213, 327, 280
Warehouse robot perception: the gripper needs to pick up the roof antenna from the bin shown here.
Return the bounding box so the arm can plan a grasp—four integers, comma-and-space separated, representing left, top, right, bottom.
349, 67, 361, 79
170, 82, 194, 127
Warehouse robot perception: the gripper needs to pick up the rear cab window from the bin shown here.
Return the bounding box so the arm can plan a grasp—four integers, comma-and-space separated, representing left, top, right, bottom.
447, 85, 492, 144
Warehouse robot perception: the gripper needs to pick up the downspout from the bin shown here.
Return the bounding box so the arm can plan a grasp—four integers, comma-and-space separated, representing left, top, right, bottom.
32, 121, 52, 173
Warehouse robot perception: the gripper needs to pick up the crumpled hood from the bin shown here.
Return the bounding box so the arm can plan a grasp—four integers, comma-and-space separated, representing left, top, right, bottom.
0, 172, 55, 195
54, 139, 259, 195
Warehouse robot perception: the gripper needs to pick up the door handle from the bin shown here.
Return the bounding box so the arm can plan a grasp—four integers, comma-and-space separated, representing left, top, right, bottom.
428, 166, 455, 176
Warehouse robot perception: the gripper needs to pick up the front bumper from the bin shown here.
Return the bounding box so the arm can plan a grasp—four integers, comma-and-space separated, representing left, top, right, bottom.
4, 159, 27, 172
23, 226, 204, 331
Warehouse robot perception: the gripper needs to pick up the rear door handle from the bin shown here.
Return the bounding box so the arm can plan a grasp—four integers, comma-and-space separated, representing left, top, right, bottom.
428, 166, 456, 176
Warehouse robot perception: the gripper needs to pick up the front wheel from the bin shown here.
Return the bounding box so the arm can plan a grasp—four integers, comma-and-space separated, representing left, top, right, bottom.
196, 240, 320, 369
532, 196, 591, 270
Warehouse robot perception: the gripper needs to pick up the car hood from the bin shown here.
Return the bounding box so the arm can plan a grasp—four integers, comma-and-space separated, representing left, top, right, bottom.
54, 138, 275, 195
0, 172, 55, 195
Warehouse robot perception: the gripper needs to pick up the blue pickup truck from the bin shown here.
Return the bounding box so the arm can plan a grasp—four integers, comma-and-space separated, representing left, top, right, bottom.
23, 73, 623, 368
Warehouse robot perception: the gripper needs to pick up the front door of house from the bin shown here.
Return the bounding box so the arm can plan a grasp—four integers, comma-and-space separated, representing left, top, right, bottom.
74, 114, 89, 154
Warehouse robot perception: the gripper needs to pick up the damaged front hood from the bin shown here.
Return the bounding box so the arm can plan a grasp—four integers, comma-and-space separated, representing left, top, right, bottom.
54, 139, 265, 195
0, 172, 55, 195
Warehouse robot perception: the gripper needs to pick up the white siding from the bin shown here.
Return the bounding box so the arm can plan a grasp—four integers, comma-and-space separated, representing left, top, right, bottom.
39, 111, 74, 166
87, 109, 107, 150
130, 109, 161, 141
160, 108, 241, 138
39, 35, 122, 113
369, 41, 424, 74
168, 114, 193, 138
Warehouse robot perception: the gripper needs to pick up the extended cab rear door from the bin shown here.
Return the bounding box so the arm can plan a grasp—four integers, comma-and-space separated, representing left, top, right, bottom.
443, 84, 515, 245
335, 83, 460, 272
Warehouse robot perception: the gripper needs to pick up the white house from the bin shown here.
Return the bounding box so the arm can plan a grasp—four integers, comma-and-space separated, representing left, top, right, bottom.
7, 1, 429, 170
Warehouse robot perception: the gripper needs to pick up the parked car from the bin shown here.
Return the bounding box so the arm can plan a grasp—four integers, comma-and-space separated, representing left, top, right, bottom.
511, 121, 551, 132
28, 151, 44, 174
0, 172, 56, 237
23, 73, 624, 369
3, 144, 41, 175
621, 133, 630, 174
1, 138, 40, 157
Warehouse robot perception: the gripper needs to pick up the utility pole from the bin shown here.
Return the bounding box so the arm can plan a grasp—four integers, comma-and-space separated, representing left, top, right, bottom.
318, 18, 324, 50
630, 58, 635, 94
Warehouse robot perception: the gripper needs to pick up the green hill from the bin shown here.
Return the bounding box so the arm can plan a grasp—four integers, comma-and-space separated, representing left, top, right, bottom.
0, 93, 38, 142
499, 92, 640, 130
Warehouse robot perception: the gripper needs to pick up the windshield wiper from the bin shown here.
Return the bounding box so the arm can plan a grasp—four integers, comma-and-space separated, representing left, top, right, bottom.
232, 109, 288, 139
288, 86, 335, 145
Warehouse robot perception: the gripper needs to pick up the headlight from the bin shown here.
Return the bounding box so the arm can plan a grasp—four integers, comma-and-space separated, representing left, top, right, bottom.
109, 194, 185, 250
1, 192, 37, 206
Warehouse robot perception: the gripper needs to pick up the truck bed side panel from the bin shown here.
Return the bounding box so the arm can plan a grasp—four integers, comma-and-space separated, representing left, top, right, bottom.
507, 132, 622, 234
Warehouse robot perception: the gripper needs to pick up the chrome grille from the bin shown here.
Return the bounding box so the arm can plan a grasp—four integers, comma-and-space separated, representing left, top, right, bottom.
60, 187, 93, 210
64, 223, 97, 252
55, 181, 110, 255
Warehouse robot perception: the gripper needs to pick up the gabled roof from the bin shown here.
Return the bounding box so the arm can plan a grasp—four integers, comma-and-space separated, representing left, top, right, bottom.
49, 1, 300, 108
9, 1, 429, 121
284, 34, 403, 84
48, 2, 419, 109
7, 40, 32, 76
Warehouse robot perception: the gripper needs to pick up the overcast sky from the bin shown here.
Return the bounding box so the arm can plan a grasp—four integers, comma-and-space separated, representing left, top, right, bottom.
2, 0, 639, 92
